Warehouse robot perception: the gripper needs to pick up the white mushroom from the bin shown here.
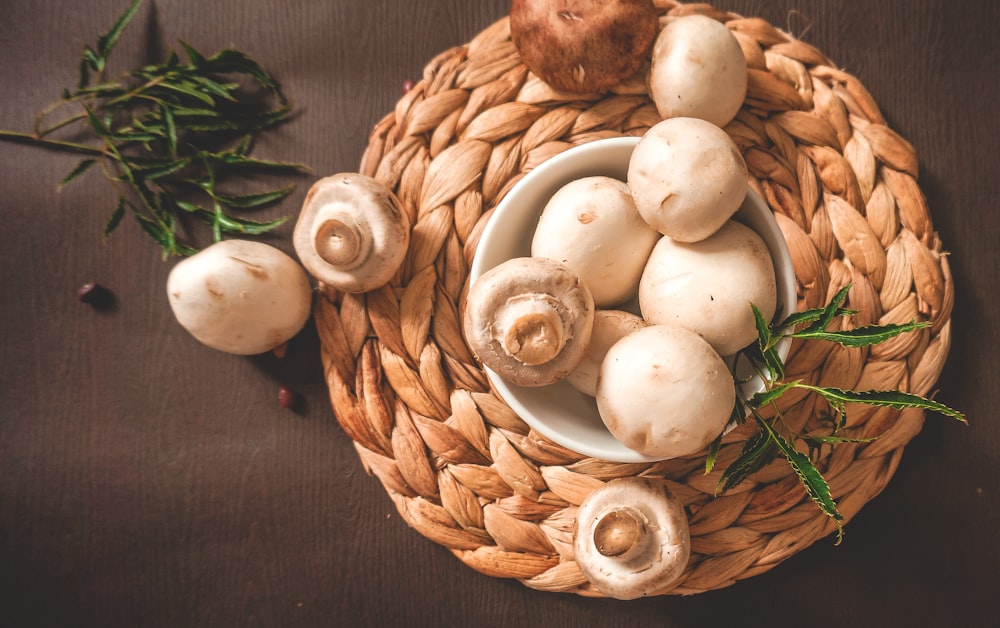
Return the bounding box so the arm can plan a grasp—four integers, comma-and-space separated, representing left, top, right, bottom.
574, 477, 691, 599
648, 14, 748, 128
596, 324, 735, 458
293, 173, 409, 293
627, 117, 748, 243
638, 219, 777, 356
531, 176, 660, 307
166, 239, 313, 355
566, 309, 646, 397
464, 257, 594, 387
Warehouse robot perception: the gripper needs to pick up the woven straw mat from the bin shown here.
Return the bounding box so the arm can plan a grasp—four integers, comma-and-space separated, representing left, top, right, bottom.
313, 1, 953, 596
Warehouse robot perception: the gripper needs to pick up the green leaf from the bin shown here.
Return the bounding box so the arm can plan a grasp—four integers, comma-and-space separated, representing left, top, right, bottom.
215, 185, 295, 208
752, 303, 784, 381
776, 306, 858, 332
59, 158, 98, 187
803, 284, 852, 334
103, 196, 127, 237
705, 433, 723, 474
96, 0, 143, 60
749, 380, 799, 409
789, 320, 930, 348
213, 212, 289, 235
794, 385, 967, 423
755, 415, 843, 539
202, 48, 280, 92
133, 157, 191, 180
161, 105, 177, 155
717, 429, 777, 494
180, 40, 207, 66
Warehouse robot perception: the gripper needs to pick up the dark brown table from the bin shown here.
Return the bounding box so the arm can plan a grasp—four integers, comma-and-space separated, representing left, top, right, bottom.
2, 1, 997, 626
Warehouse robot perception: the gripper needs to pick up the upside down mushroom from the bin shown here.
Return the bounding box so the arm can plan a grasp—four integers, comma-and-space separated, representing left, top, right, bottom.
293, 173, 409, 293
575, 477, 691, 599
509, 0, 659, 93
464, 257, 594, 387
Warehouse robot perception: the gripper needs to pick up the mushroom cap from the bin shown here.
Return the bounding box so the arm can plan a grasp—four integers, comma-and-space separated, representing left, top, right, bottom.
166, 239, 313, 355
510, 0, 659, 93
464, 257, 594, 387
531, 176, 661, 307
566, 309, 646, 397
293, 173, 409, 293
648, 14, 748, 127
574, 477, 690, 599
596, 324, 735, 458
638, 220, 777, 356
627, 117, 748, 243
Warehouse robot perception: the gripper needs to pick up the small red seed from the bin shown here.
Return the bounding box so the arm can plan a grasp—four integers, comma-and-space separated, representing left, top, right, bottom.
278, 386, 300, 411
401, 79, 416, 94
78, 282, 113, 308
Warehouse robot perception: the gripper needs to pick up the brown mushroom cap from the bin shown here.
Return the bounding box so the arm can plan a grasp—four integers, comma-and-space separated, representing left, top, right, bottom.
574, 477, 690, 599
510, 0, 659, 93
464, 257, 594, 387
293, 173, 409, 293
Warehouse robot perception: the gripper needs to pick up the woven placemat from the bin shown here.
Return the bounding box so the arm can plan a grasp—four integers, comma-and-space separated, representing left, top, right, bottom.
313, 1, 952, 596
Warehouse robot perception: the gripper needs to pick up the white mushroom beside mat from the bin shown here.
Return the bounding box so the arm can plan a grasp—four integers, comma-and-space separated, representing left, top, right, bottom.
575, 477, 691, 599
531, 176, 660, 307
464, 257, 595, 387
293, 172, 409, 293
166, 239, 313, 355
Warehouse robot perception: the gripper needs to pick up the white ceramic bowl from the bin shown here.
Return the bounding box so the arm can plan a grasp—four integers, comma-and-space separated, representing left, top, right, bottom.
469, 137, 796, 463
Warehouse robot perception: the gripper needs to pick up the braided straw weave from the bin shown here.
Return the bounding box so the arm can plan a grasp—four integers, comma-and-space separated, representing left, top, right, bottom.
314, 1, 953, 596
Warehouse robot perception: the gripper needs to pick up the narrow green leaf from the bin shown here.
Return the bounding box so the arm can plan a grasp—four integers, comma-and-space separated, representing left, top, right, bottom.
795, 385, 967, 423
202, 48, 280, 92
705, 433, 723, 474
790, 320, 930, 348
161, 105, 177, 155
59, 158, 98, 187
96, 0, 143, 59
214, 213, 289, 235
215, 185, 294, 208
134, 157, 191, 180
180, 40, 207, 66
752, 303, 784, 381
208, 152, 307, 173
103, 196, 127, 237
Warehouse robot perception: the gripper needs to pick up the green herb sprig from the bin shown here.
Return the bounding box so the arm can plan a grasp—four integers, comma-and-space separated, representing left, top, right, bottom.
0, 0, 307, 257
708, 284, 966, 543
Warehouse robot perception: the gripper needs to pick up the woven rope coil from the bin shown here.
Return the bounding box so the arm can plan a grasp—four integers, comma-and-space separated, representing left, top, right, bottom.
314, 0, 953, 596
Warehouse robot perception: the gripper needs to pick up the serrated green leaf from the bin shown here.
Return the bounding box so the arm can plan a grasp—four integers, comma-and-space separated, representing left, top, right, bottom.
749, 380, 799, 409
752, 303, 784, 381
755, 415, 843, 535
776, 306, 858, 332
804, 284, 852, 334
59, 158, 98, 187
705, 433, 723, 474
215, 212, 289, 235
790, 320, 930, 348
134, 157, 191, 180
794, 385, 967, 423
161, 105, 177, 155
202, 48, 280, 92
717, 429, 776, 494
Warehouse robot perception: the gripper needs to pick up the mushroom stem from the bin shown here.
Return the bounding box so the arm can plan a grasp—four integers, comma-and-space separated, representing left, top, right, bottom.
312, 209, 369, 269
493, 294, 568, 366
594, 508, 647, 558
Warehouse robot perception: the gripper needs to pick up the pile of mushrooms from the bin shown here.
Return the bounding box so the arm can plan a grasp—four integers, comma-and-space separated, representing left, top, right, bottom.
465, 14, 782, 454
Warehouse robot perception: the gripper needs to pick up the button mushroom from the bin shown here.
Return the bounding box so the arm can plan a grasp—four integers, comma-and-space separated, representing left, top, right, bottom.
574, 477, 690, 599
627, 117, 748, 243
596, 324, 735, 458
464, 257, 594, 387
565, 309, 646, 397
530, 176, 660, 307
509, 0, 659, 93
293, 173, 409, 293
638, 219, 777, 357
648, 14, 748, 128
166, 239, 313, 355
